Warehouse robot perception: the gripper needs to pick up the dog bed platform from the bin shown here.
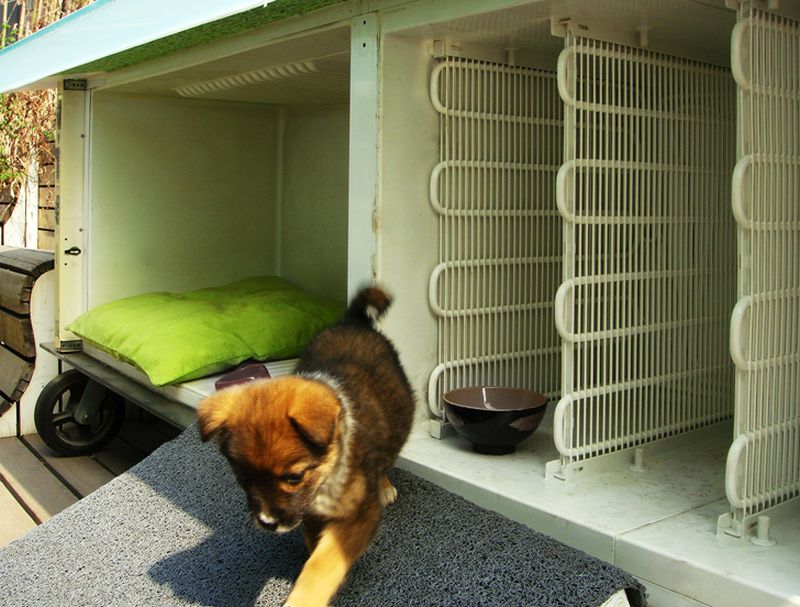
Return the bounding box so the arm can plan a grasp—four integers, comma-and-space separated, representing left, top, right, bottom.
0, 425, 646, 606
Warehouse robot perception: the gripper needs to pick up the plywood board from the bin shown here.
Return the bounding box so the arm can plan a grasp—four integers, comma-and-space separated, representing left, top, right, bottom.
0, 482, 36, 549
37, 205, 56, 229
0, 437, 78, 522
118, 419, 180, 455
92, 436, 145, 477
38, 186, 56, 206
37, 231, 55, 252
23, 434, 115, 498
39, 164, 55, 185
91, 419, 179, 475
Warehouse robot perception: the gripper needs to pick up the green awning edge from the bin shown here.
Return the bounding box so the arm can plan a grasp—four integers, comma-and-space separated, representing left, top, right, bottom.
65, 0, 350, 76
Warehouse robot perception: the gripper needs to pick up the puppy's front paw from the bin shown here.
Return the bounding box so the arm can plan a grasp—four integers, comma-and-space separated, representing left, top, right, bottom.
379, 476, 398, 507
283, 601, 328, 607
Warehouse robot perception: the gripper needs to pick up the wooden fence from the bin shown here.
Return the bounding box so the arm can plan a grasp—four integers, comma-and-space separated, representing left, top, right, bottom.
37, 142, 54, 250
1, 2, 92, 248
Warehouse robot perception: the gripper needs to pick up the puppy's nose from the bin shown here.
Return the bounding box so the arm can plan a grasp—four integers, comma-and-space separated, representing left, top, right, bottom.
257, 512, 279, 532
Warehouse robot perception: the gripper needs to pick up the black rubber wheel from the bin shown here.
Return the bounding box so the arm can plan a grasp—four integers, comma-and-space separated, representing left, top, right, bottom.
34, 370, 125, 456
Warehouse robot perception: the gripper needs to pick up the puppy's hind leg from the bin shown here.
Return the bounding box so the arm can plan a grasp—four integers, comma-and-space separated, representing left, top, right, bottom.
284, 503, 381, 607
379, 473, 398, 507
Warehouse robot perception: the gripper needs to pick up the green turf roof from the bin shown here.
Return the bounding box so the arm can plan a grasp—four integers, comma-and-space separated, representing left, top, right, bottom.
67, 0, 350, 75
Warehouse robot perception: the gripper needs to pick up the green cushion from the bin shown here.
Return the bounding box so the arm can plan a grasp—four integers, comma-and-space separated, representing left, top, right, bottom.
67, 276, 343, 386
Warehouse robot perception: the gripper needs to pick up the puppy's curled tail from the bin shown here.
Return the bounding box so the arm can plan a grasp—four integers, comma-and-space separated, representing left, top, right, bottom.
344, 286, 392, 326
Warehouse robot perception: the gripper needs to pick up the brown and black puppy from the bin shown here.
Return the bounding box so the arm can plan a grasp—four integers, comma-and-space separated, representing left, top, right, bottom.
198, 287, 415, 607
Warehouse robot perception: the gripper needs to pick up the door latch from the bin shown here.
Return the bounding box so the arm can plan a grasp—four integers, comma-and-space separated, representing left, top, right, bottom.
64, 246, 82, 256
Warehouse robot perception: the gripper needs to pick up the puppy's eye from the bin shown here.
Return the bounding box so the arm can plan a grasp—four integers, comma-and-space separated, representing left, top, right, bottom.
282, 471, 305, 485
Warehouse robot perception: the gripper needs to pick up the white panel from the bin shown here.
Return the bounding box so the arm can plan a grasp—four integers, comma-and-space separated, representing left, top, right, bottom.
55, 84, 89, 350
723, 4, 800, 537
347, 14, 379, 295
281, 104, 349, 300
375, 34, 440, 417
553, 34, 737, 472
427, 56, 563, 419
88, 94, 280, 305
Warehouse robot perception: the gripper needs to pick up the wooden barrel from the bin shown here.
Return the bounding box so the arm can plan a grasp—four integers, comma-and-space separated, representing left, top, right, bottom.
0, 248, 55, 415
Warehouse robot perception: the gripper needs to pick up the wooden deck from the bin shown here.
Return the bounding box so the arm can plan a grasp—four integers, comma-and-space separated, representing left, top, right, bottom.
0, 413, 181, 548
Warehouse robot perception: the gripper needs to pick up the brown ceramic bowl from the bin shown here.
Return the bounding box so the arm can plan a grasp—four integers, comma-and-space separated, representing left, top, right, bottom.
443, 386, 548, 455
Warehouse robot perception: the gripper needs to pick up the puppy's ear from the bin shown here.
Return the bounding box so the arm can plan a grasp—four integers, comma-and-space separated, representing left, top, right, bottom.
197, 389, 239, 441
288, 383, 341, 450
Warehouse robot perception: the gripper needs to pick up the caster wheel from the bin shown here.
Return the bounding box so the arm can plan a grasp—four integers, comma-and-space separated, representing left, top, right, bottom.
34, 370, 125, 456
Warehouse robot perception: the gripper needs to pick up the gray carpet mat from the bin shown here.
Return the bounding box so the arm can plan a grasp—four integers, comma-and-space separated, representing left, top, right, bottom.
0, 425, 647, 606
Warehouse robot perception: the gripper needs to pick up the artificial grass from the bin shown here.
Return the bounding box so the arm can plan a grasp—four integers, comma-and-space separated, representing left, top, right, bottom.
67, 0, 350, 75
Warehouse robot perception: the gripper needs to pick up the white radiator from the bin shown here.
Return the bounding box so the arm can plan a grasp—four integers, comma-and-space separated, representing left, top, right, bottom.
551, 34, 737, 477
721, 4, 800, 539
427, 56, 563, 420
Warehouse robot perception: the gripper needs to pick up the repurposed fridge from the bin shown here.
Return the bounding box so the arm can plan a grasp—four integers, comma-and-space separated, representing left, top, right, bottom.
373, 0, 799, 604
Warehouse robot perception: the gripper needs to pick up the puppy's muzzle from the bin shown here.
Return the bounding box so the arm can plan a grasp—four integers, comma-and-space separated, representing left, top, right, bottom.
255, 512, 298, 534
256, 512, 279, 532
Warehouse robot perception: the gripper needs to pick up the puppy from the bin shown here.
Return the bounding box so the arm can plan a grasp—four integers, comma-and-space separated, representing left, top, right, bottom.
198, 287, 415, 607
